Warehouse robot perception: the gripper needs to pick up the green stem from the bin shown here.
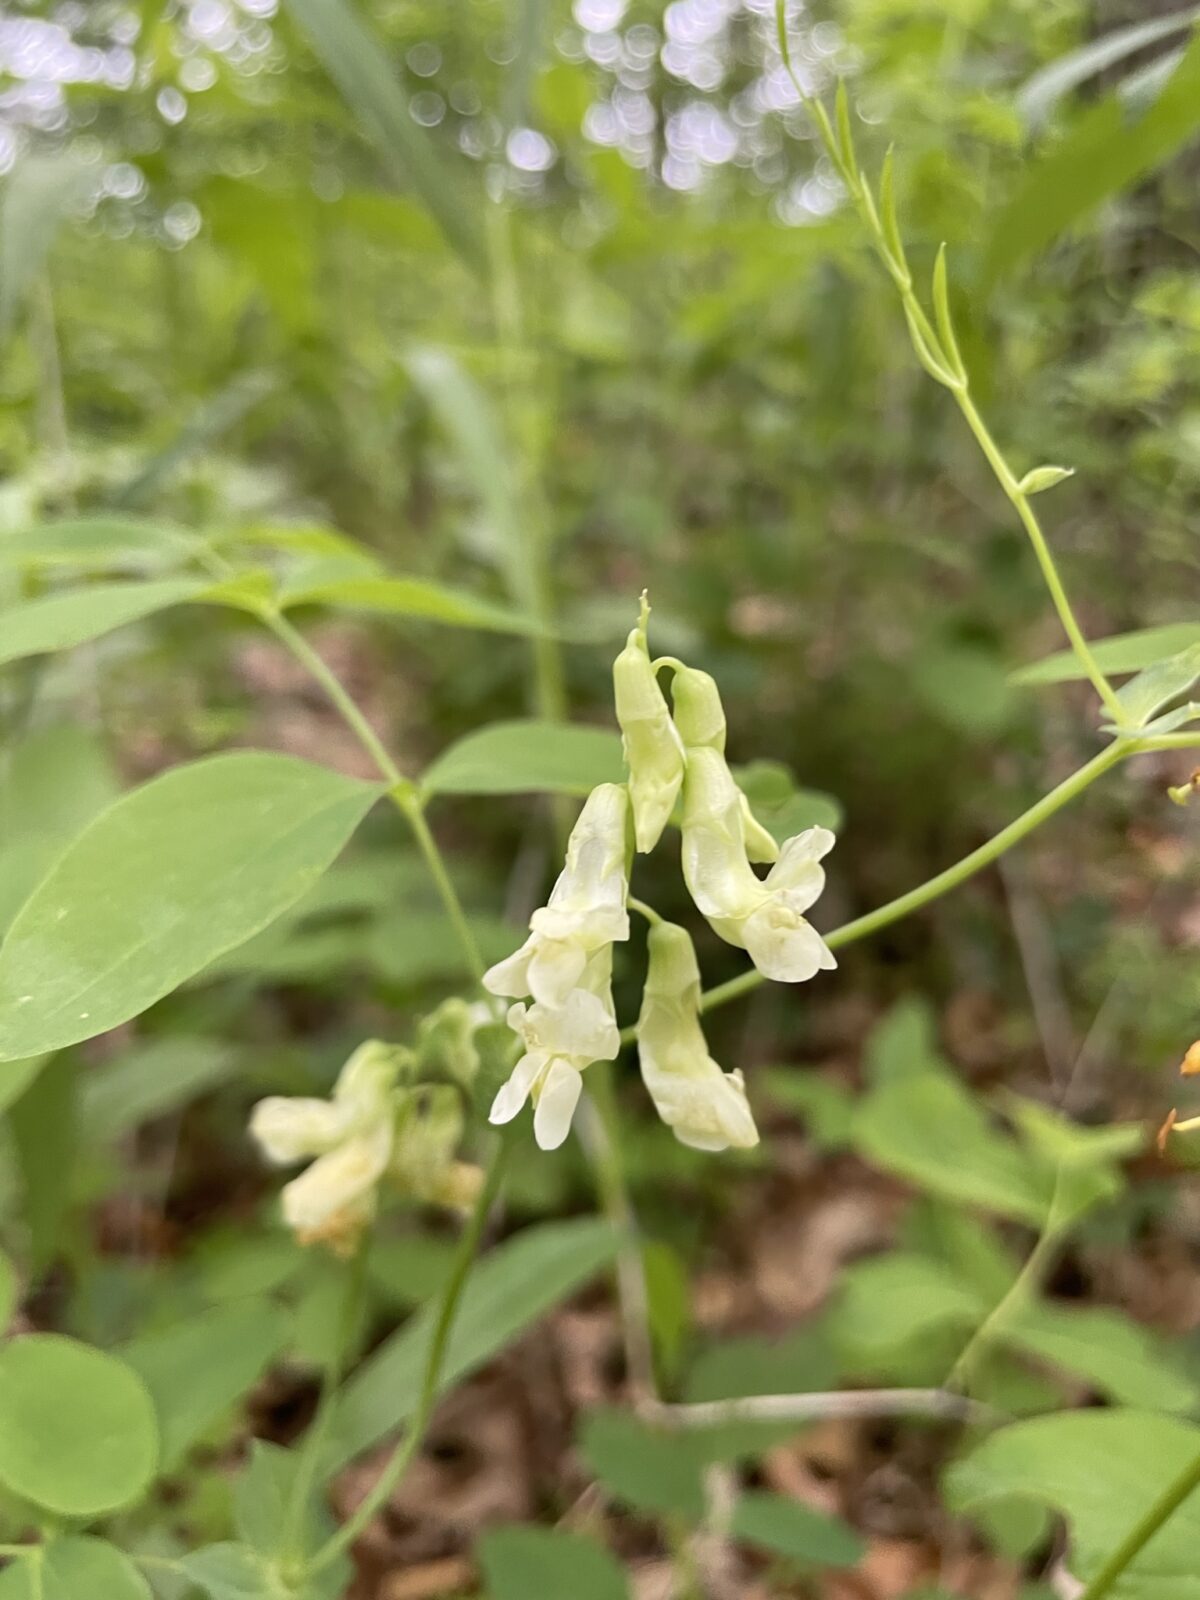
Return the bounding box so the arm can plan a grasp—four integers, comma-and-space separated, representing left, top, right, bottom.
1078, 1449, 1200, 1600
953, 391, 1126, 727
679, 741, 1130, 1030
947, 1217, 1064, 1391
255, 607, 484, 985
283, 1238, 370, 1566
773, 16, 1125, 727
307, 1138, 511, 1575
580, 1068, 657, 1403
400, 796, 487, 982
628, 895, 663, 926
259, 609, 406, 791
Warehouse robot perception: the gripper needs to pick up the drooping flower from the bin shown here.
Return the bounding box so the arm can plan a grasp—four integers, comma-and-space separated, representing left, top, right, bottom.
250, 1040, 405, 1253
484, 783, 631, 1007
637, 920, 758, 1151
613, 599, 685, 853
680, 747, 836, 983
250, 1038, 484, 1252
671, 664, 779, 863
489, 949, 620, 1149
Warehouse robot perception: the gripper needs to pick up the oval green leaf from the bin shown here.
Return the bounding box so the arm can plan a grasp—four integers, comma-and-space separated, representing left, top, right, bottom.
0, 1539, 150, 1600
280, 573, 543, 636
1011, 623, 1200, 686
328, 1217, 615, 1468
730, 1491, 864, 1568
0, 1335, 158, 1516
121, 1300, 290, 1471
421, 720, 625, 799
478, 1526, 630, 1600
0, 753, 383, 1060
0, 579, 212, 669
0, 517, 197, 572
946, 1410, 1200, 1597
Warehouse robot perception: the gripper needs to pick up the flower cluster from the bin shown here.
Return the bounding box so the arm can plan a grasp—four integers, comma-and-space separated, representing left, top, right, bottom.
484, 598, 836, 1154
250, 1019, 486, 1254
484, 783, 628, 1149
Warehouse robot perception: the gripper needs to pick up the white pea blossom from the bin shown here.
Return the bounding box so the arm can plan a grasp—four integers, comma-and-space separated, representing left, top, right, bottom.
613, 601, 685, 853
681, 747, 836, 983
484, 782, 631, 1007
250, 1040, 402, 1253
637, 921, 758, 1151
489, 949, 621, 1149
250, 1040, 483, 1252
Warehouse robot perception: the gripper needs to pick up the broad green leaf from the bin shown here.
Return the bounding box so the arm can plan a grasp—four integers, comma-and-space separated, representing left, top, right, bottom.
405, 348, 524, 596
761, 1070, 855, 1148
0, 1335, 158, 1516
730, 1491, 864, 1568
734, 760, 843, 837
0, 724, 120, 931
478, 1526, 630, 1600
864, 996, 945, 1084
1134, 700, 1200, 737
1013, 623, 1200, 686
327, 1217, 615, 1467
280, 573, 544, 636
946, 1410, 1200, 1597
0, 154, 92, 342
578, 1409, 707, 1519
0, 753, 383, 1060
984, 32, 1200, 280
9, 1055, 76, 1270
0, 1539, 150, 1600
853, 1072, 1047, 1224
233, 1441, 345, 1575
283, 0, 484, 271
832, 1253, 985, 1359
0, 579, 212, 670
177, 1545, 277, 1600
1114, 642, 1200, 726
1017, 7, 1200, 128
367, 1232, 457, 1310
686, 1329, 837, 1404
211, 520, 373, 563
82, 1036, 239, 1141
1008, 1302, 1198, 1411
122, 1300, 290, 1471
421, 720, 624, 799
0, 517, 198, 572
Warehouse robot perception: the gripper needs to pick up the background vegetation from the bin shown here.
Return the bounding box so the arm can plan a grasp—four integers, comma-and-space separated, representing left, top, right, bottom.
2, 0, 1200, 1595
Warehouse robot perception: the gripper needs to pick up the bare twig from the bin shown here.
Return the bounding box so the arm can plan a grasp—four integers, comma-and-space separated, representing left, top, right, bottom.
641, 1386, 996, 1430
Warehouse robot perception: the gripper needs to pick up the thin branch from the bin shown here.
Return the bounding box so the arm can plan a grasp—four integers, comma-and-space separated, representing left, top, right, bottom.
641, 1386, 996, 1430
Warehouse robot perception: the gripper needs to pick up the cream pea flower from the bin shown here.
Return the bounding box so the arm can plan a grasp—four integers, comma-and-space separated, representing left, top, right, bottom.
681, 747, 836, 983
483, 782, 631, 1007
671, 664, 779, 864
637, 921, 758, 1152
613, 599, 685, 853
250, 1040, 403, 1254
489, 950, 620, 1149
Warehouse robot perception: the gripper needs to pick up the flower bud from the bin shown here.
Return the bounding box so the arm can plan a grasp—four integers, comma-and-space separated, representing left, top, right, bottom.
614, 612, 685, 853
671, 666, 727, 753
637, 921, 758, 1151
